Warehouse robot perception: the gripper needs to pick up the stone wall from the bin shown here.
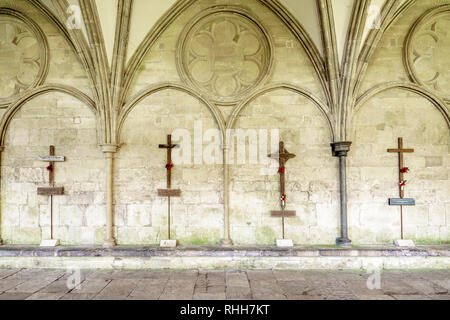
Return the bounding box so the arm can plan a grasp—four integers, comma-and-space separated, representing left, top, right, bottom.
115, 90, 223, 244
349, 0, 450, 244
230, 90, 338, 244
1, 93, 103, 244
349, 90, 449, 243
0, 0, 448, 246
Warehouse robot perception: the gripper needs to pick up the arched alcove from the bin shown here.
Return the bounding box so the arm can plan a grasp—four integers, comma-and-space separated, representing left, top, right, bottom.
349, 88, 450, 244
229, 87, 338, 245
1, 92, 103, 245
117, 88, 224, 245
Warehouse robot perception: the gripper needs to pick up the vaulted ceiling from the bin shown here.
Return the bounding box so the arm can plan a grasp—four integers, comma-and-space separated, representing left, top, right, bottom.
24, 0, 417, 143
37, 0, 409, 67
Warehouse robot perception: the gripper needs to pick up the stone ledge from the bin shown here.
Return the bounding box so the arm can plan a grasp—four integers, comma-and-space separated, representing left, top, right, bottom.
0, 245, 448, 258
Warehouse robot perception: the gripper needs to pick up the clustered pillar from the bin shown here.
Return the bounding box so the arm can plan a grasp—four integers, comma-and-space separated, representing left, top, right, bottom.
331, 141, 352, 246
221, 143, 232, 246
0, 146, 3, 245
102, 144, 118, 247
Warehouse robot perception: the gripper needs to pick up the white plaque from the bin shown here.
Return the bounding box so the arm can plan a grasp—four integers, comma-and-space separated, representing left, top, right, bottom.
40, 239, 60, 247
160, 239, 177, 247
38, 155, 65, 162
394, 239, 415, 247
276, 239, 294, 247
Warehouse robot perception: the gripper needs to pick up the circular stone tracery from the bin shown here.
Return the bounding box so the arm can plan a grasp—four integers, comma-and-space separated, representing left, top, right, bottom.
405, 8, 450, 100
0, 12, 46, 105
177, 9, 272, 104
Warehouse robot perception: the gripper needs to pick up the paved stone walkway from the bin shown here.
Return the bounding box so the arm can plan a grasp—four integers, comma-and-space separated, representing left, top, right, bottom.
0, 269, 448, 300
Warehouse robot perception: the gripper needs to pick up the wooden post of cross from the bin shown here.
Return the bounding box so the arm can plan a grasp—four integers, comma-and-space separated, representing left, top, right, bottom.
157, 134, 181, 247
387, 137, 415, 246
269, 141, 296, 246
37, 145, 65, 247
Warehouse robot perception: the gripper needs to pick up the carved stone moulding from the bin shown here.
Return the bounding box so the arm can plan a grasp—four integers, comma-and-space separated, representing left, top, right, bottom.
0, 8, 49, 107
405, 5, 450, 102
176, 6, 273, 105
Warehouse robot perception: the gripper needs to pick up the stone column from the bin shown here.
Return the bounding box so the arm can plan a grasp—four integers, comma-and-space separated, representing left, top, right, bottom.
0, 146, 3, 245
102, 144, 118, 247
221, 143, 232, 246
331, 141, 352, 246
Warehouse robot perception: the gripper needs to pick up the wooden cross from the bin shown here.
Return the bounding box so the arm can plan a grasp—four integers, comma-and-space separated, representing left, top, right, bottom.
387, 137, 415, 239
37, 145, 65, 240
388, 137, 414, 199
269, 141, 296, 239
157, 134, 181, 239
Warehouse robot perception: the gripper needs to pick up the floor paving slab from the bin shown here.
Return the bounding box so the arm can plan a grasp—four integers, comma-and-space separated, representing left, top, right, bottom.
381, 280, 420, 295
226, 286, 252, 299
59, 293, 96, 300
0, 268, 447, 300
392, 295, 433, 300
26, 292, 66, 300
0, 292, 32, 300
0, 269, 21, 279
273, 271, 306, 281
193, 292, 226, 300
7, 278, 56, 293
39, 279, 72, 293
0, 279, 26, 293
287, 295, 324, 300
96, 279, 138, 297
356, 295, 395, 300
72, 279, 111, 294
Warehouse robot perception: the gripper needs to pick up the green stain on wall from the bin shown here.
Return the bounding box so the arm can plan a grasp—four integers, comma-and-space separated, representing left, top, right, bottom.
255, 226, 276, 245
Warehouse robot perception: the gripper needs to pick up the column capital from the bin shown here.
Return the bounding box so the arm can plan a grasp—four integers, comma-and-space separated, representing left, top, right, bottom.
100, 144, 119, 153
330, 141, 352, 157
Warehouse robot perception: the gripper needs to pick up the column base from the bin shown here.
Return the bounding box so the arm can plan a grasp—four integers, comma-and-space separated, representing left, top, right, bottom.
336, 237, 352, 247
220, 238, 233, 246
103, 238, 117, 248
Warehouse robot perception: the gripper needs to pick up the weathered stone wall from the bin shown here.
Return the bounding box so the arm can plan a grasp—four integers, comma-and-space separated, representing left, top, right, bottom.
0, 0, 448, 246
349, 90, 449, 243
119, 0, 329, 245
116, 90, 223, 244
1, 93, 103, 244
230, 90, 338, 244
350, 0, 450, 244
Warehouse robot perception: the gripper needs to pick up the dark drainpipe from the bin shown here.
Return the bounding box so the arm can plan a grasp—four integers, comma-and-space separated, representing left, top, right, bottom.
331, 141, 352, 246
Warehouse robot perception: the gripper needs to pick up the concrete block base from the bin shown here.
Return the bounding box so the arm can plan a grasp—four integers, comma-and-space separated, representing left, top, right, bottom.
40, 239, 60, 247
160, 240, 177, 247
276, 239, 293, 247
394, 239, 415, 247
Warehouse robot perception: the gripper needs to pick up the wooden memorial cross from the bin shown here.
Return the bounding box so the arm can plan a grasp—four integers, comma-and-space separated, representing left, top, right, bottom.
387, 137, 415, 240
157, 134, 181, 240
37, 145, 65, 243
269, 141, 296, 239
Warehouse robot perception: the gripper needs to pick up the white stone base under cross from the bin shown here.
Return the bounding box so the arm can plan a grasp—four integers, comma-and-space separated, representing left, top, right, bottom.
160, 239, 177, 247
276, 239, 294, 247
40, 239, 60, 247
394, 239, 415, 247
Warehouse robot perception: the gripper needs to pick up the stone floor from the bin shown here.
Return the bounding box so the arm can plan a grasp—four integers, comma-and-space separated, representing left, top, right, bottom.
0, 268, 448, 300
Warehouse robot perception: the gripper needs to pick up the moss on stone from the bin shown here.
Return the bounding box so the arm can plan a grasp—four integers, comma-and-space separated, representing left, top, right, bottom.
415, 239, 450, 245
255, 226, 276, 245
